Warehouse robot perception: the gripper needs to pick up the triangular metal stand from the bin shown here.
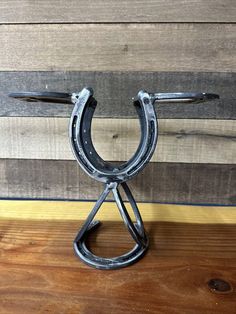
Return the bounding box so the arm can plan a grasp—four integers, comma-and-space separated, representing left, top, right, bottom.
73, 182, 148, 270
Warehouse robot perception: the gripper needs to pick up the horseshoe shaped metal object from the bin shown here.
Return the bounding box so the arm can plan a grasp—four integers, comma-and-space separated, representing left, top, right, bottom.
9, 88, 219, 270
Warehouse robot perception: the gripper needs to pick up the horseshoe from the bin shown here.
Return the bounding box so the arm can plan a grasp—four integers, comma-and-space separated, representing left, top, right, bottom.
9, 88, 219, 270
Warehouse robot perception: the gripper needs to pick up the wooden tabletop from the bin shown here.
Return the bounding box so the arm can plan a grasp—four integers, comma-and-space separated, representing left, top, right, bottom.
0, 201, 236, 314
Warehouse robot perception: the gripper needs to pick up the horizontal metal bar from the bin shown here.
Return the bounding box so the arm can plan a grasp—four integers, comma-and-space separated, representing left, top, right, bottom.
153, 92, 219, 103
8, 91, 72, 104
9, 91, 219, 105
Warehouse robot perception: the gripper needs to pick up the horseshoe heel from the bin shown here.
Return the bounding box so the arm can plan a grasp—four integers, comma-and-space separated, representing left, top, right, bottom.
69, 87, 157, 269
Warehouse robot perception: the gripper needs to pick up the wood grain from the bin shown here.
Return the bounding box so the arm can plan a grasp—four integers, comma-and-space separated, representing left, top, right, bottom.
0, 160, 235, 204
0, 24, 235, 72
1, 0, 235, 23
2, 71, 235, 119
0, 218, 236, 313
0, 117, 235, 163
0, 200, 235, 223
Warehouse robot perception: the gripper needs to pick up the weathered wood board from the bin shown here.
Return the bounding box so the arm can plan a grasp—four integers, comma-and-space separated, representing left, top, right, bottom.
0, 117, 235, 163
0, 24, 235, 72
1, 0, 235, 23
1, 71, 235, 119
0, 1, 235, 207
0, 160, 235, 204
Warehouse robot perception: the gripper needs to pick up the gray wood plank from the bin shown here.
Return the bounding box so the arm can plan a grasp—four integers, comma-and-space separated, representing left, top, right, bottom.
0, 159, 235, 205
1, 71, 235, 119
0, 0, 235, 23
1, 117, 235, 164
1, 24, 235, 72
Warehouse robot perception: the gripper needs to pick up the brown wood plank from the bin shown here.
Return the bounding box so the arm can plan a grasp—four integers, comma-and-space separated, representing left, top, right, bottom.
0, 160, 235, 205
1, 71, 235, 119
0, 24, 235, 72
0, 219, 236, 313
0, 0, 235, 23
0, 117, 235, 163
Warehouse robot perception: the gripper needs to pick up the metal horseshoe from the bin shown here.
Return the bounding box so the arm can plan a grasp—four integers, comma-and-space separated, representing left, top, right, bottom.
9, 88, 219, 270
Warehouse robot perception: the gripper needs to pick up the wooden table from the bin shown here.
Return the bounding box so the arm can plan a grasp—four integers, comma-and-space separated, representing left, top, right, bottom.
0, 201, 236, 313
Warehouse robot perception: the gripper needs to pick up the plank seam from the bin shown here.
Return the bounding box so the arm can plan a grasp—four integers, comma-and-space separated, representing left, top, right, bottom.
0, 197, 235, 207
0, 22, 236, 26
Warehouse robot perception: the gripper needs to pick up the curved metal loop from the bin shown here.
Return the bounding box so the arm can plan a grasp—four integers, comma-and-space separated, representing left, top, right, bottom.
69, 88, 158, 184
73, 182, 148, 270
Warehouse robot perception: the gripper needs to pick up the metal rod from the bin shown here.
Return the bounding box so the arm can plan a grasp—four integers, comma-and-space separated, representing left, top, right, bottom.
153, 92, 219, 103
9, 91, 219, 105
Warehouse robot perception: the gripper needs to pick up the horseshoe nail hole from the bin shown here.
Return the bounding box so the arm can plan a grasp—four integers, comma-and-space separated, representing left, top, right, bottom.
143, 97, 149, 105
208, 278, 233, 294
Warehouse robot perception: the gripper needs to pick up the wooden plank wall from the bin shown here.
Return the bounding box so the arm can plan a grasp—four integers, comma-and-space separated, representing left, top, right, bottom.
0, 1, 235, 204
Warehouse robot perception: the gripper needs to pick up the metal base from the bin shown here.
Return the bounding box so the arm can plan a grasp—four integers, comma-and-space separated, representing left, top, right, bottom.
73, 182, 149, 270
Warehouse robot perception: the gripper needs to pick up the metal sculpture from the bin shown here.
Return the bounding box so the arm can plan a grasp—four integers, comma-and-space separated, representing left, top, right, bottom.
9, 88, 219, 269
